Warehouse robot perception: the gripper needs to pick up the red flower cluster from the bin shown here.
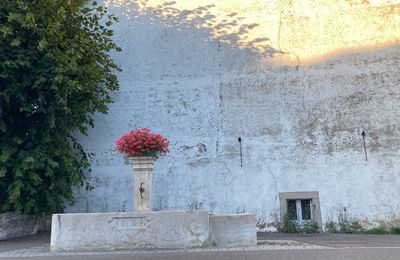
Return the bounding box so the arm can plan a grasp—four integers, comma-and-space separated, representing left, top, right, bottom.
115, 128, 169, 157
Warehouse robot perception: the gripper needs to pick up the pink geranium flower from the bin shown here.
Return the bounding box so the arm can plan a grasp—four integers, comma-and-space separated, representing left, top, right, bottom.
115, 128, 170, 157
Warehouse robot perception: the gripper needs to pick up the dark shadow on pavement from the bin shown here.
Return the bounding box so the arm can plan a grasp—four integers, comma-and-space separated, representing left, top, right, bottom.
0, 232, 50, 252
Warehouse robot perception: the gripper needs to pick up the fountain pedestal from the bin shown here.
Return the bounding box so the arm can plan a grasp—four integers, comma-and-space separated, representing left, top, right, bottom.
130, 156, 155, 212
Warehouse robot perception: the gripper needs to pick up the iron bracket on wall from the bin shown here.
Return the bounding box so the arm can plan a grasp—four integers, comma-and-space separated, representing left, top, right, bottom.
238, 137, 243, 167
361, 130, 367, 161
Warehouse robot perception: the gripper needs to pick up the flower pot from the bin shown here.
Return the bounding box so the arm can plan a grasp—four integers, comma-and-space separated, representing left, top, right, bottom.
129, 156, 156, 212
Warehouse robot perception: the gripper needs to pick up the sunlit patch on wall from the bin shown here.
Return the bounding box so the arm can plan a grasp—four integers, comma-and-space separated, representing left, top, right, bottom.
105, 0, 400, 66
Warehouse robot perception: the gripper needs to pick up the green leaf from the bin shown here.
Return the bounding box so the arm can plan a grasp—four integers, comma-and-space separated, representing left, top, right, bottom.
38, 39, 47, 51
15, 168, 23, 177
0, 149, 12, 163
10, 38, 21, 46
12, 137, 23, 145
23, 156, 35, 164
0, 168, 6, 178
0, 0, 120, 216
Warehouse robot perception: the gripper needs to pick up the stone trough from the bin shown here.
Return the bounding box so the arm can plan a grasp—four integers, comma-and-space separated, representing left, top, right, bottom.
50, 211, 256, 252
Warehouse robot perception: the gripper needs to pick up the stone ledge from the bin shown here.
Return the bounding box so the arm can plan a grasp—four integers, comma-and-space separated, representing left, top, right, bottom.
209, 213, 257, 247
0, 212, 51, 241
50, 210, 209, 252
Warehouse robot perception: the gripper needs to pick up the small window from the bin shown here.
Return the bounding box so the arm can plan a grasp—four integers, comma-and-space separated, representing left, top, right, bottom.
287, 200, 297, 220
301, 199, 311, 220
286, 199, 311, 221
279, 191, 322, 231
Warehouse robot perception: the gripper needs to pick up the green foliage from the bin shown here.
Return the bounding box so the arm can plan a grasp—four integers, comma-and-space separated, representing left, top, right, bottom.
324, 221, 338, 233
256, 218, 267, 230
327, 220, 400, 234
325, 209, 365, 233
362, 225, 400, 235
339, 220, 364, 234
324, 208, 398, 234
389, 226, 400, 234
362, 226, 388, 234
337, 210, 363, 233
301, 220, 319, 233
278, 215, 298, 233
235, 206, 246, 214
278, 215, 319, 233
0, 0, 121, 214
186, 201, 203, 211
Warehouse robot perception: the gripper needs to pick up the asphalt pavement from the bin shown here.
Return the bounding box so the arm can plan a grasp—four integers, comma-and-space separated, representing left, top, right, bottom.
0, 232, 50, 253
1, 232, 400, 260
258, 232, 400, 248
2, 248, 400, 260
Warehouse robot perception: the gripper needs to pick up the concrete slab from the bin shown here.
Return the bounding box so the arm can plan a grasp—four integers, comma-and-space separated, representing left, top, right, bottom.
50, 211, 209, 252
209, 214, 257, 247
0, 213, 50, 241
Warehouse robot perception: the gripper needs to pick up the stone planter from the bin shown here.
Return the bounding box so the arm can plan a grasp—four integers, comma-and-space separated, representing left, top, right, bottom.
129, 156, 156, 212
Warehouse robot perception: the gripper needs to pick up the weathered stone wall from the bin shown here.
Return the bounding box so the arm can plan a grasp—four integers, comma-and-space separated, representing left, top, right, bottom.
68, 0, 400, 228
0, 213, 50, 240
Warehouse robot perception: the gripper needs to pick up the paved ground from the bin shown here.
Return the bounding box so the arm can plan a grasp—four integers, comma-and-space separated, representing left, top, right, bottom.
0, 232, 50, 253
258, 232, 400, 248
2, 232, 400, 259
2, 248, 400, 260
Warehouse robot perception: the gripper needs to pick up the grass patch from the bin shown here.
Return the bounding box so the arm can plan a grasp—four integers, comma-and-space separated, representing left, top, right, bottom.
362, 226, 388, 234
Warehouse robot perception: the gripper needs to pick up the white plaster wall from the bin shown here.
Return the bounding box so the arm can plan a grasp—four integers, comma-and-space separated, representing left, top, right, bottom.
68, 0, 400, 227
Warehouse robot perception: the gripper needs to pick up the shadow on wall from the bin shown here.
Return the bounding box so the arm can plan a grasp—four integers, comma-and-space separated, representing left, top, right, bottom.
105, 0, 282, 64
135, 1, 278, 55
105, 0, 400, 66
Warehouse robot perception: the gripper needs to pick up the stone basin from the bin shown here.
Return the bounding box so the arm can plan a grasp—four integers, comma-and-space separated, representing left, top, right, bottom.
50, 210, 257, 252
50, 210, 209, 252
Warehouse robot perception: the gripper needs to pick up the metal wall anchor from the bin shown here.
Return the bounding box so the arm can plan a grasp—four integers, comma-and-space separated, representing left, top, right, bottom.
361, 131, 367, 161
238, 137, 243, 167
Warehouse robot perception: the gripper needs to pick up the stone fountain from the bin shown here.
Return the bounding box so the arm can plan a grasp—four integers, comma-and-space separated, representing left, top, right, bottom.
50, 157, 256, 251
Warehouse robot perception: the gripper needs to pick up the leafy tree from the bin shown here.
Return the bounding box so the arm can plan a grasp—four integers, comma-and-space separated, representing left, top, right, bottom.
0, 0, 121, 214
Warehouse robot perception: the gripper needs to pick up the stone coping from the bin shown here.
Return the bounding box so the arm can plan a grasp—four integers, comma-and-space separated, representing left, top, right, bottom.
57, 210, 208, 216
209, 213, 255, 216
